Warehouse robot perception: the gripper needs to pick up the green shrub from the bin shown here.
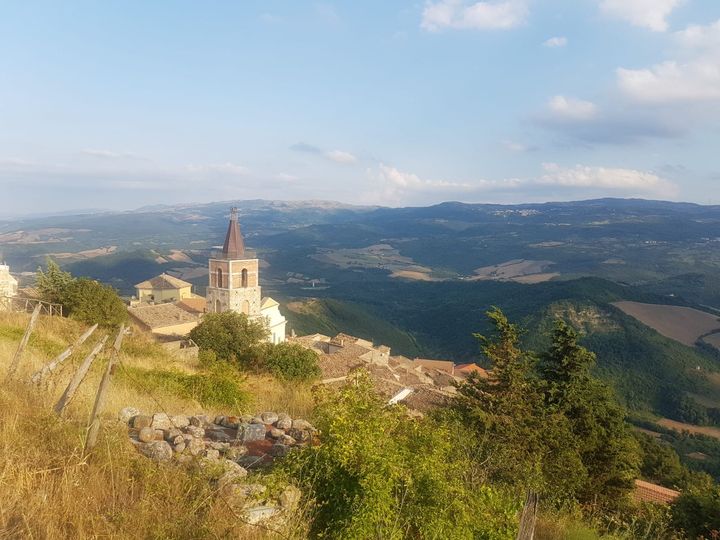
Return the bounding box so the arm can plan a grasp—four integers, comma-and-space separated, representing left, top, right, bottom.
189, 312, 268, 369
672, 485, 720, 539
281, 370, 520, 540
264, 342, 321, 382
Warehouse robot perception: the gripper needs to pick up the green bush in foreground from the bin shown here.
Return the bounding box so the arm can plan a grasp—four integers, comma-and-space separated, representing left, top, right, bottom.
265, 342, 321, 382
189, 311, 268, 369
281, 371, 520, 540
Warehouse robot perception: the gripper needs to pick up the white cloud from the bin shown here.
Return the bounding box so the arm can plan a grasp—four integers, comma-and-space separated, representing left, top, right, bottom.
674, 19, 720, 50
82, 148, 136, 159
547, 95, 598, 121
543, 36, 567, 48
324, 150, 357, 164
421, 0, 528, 31
599, 0, 684, 32
618, 19, 720, 104
276, 172, 299, 181
371, 162, 677, 203
0, 158, 33, 167
502, 140, 537, 152
618, 60, 720, 104
538, 163, 677, 196
186, 162, 250, 176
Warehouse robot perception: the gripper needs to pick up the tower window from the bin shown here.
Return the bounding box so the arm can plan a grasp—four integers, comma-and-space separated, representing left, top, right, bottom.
217, 268, 223, 288
241, 268, 248, 288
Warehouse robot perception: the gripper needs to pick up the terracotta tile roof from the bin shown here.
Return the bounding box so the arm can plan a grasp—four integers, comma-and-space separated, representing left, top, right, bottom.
633, 480, 680, 505
127, 302, 199, 330
412, 358, 455, 374
456, 363, 490, 378
135, 273, 192, 290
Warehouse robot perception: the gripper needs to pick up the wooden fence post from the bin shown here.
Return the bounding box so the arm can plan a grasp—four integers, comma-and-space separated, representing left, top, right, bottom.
30, 324, 98, 385
516, 491, 539, 540
53, 335, 108, 416
84, 325, 125, 453
4, 303, 42, 382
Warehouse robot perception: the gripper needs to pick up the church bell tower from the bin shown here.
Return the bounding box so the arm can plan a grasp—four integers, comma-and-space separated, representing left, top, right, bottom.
206, 208, 262, 316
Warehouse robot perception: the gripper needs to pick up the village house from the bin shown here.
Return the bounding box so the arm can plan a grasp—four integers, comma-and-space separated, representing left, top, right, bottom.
134, 273, 195, 303
0, 264, 18, 299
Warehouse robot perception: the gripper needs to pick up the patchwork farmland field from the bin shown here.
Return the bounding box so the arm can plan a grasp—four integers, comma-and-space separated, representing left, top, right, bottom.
612, 301, 720, 347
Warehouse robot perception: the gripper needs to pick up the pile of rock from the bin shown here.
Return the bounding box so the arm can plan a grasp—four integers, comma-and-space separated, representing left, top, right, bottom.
120, 407, 316, 468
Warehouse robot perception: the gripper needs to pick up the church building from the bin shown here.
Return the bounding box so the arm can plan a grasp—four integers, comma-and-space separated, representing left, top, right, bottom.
206, 209, 287, 344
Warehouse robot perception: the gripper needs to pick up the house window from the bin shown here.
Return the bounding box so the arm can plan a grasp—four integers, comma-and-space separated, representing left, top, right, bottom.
241, 268, 248, 288
214, 299, 221, 313
217, 268, 223, 288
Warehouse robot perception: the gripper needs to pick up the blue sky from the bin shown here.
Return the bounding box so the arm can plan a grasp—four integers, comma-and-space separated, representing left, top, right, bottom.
1, 0, 719, 215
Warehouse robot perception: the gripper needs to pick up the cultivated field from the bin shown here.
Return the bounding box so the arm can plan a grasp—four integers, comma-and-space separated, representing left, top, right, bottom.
657, 418, 720, 440
612, 301, 720, 347
471, 259, 556, 283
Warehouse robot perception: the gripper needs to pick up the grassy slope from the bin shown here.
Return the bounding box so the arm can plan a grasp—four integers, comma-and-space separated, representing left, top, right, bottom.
284, 297, 422, 357
0, 312, 312, 538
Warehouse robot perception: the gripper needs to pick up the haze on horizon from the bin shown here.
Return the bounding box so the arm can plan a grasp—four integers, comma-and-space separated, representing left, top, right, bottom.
2, 1, 719, 216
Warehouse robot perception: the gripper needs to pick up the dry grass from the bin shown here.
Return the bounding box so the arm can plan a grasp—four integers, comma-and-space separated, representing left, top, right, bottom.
0, 312, 313, 539
657, 418, 720, 440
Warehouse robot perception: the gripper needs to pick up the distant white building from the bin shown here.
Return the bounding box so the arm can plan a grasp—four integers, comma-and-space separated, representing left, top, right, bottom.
0, 264, 18, 299
206, 208, 287, 344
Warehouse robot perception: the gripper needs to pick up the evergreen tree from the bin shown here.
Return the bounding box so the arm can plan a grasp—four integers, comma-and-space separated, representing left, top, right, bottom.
36, 258, 73, 304
539, 320, 640, 507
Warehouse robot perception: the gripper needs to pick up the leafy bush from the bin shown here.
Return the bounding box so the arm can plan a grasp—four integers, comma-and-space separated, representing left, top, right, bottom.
671, 485, 720, 539
281, 371, 520, 540
36, 259, 127, 327
189, 311, 268, 369
264, 342, 321, 382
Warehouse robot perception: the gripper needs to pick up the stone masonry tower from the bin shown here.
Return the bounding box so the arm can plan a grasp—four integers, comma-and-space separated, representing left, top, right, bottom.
206, 208, 262, 316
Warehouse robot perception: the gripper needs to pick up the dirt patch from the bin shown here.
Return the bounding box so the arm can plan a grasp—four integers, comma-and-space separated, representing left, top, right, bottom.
470, 259, 555, 282
657, 418, 720, 440
168, 250, 193, 263
512, 273, 560, 284
389, 270, 436, 281
612, 301, 720, 347
49, 246, 117, 260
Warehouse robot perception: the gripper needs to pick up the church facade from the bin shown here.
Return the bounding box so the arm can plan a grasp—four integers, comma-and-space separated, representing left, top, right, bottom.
206, 209, 287, 344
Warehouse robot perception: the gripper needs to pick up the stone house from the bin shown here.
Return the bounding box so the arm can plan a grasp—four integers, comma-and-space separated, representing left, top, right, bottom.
0, 264, 18, 299
134, 273, 194, 303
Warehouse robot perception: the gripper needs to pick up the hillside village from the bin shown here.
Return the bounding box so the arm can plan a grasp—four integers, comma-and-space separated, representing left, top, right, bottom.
0, 209, 703, 519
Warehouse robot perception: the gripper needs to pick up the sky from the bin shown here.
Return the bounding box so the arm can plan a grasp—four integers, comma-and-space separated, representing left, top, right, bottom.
1, 0, 719, 216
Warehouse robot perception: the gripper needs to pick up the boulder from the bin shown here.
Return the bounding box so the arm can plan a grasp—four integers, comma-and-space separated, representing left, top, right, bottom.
209, 441, 230, 451
190, 415, 208, 427
207, 429, 232, 443
164, 428, 182, 442
153, 429, 165, 441
151, 413, 173, 431
132, 415, 152, 429
214, 415, 225, 425
217, 461, 248, 487
221, 416, 240, 429
291, 419, 314, 431
261, 412, 279, 425
173, 442, 186, 453
187, 437, 205, 456
138, 426, 155, 443
288, 428, 311, 443
251, 416, 265, 425
279, 485, 302, 511
269, 427, 284, 439
269, 443, 289, 458
237, 423, 266, 443
275, 414, 292, 430
278, 434, 296, 446
244, 505, 280, 525
139, 441, 173, 462
225, 446, 249, 461
185, 425, 205, 439
119, 407, 140, 424
171, 415, 190, 428
204, 448, 220, 460
237, 455, 265, 470
240, 414, 253, 424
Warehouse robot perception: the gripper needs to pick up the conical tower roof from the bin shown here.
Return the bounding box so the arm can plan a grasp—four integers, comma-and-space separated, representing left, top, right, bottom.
222, 208, 245, 259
